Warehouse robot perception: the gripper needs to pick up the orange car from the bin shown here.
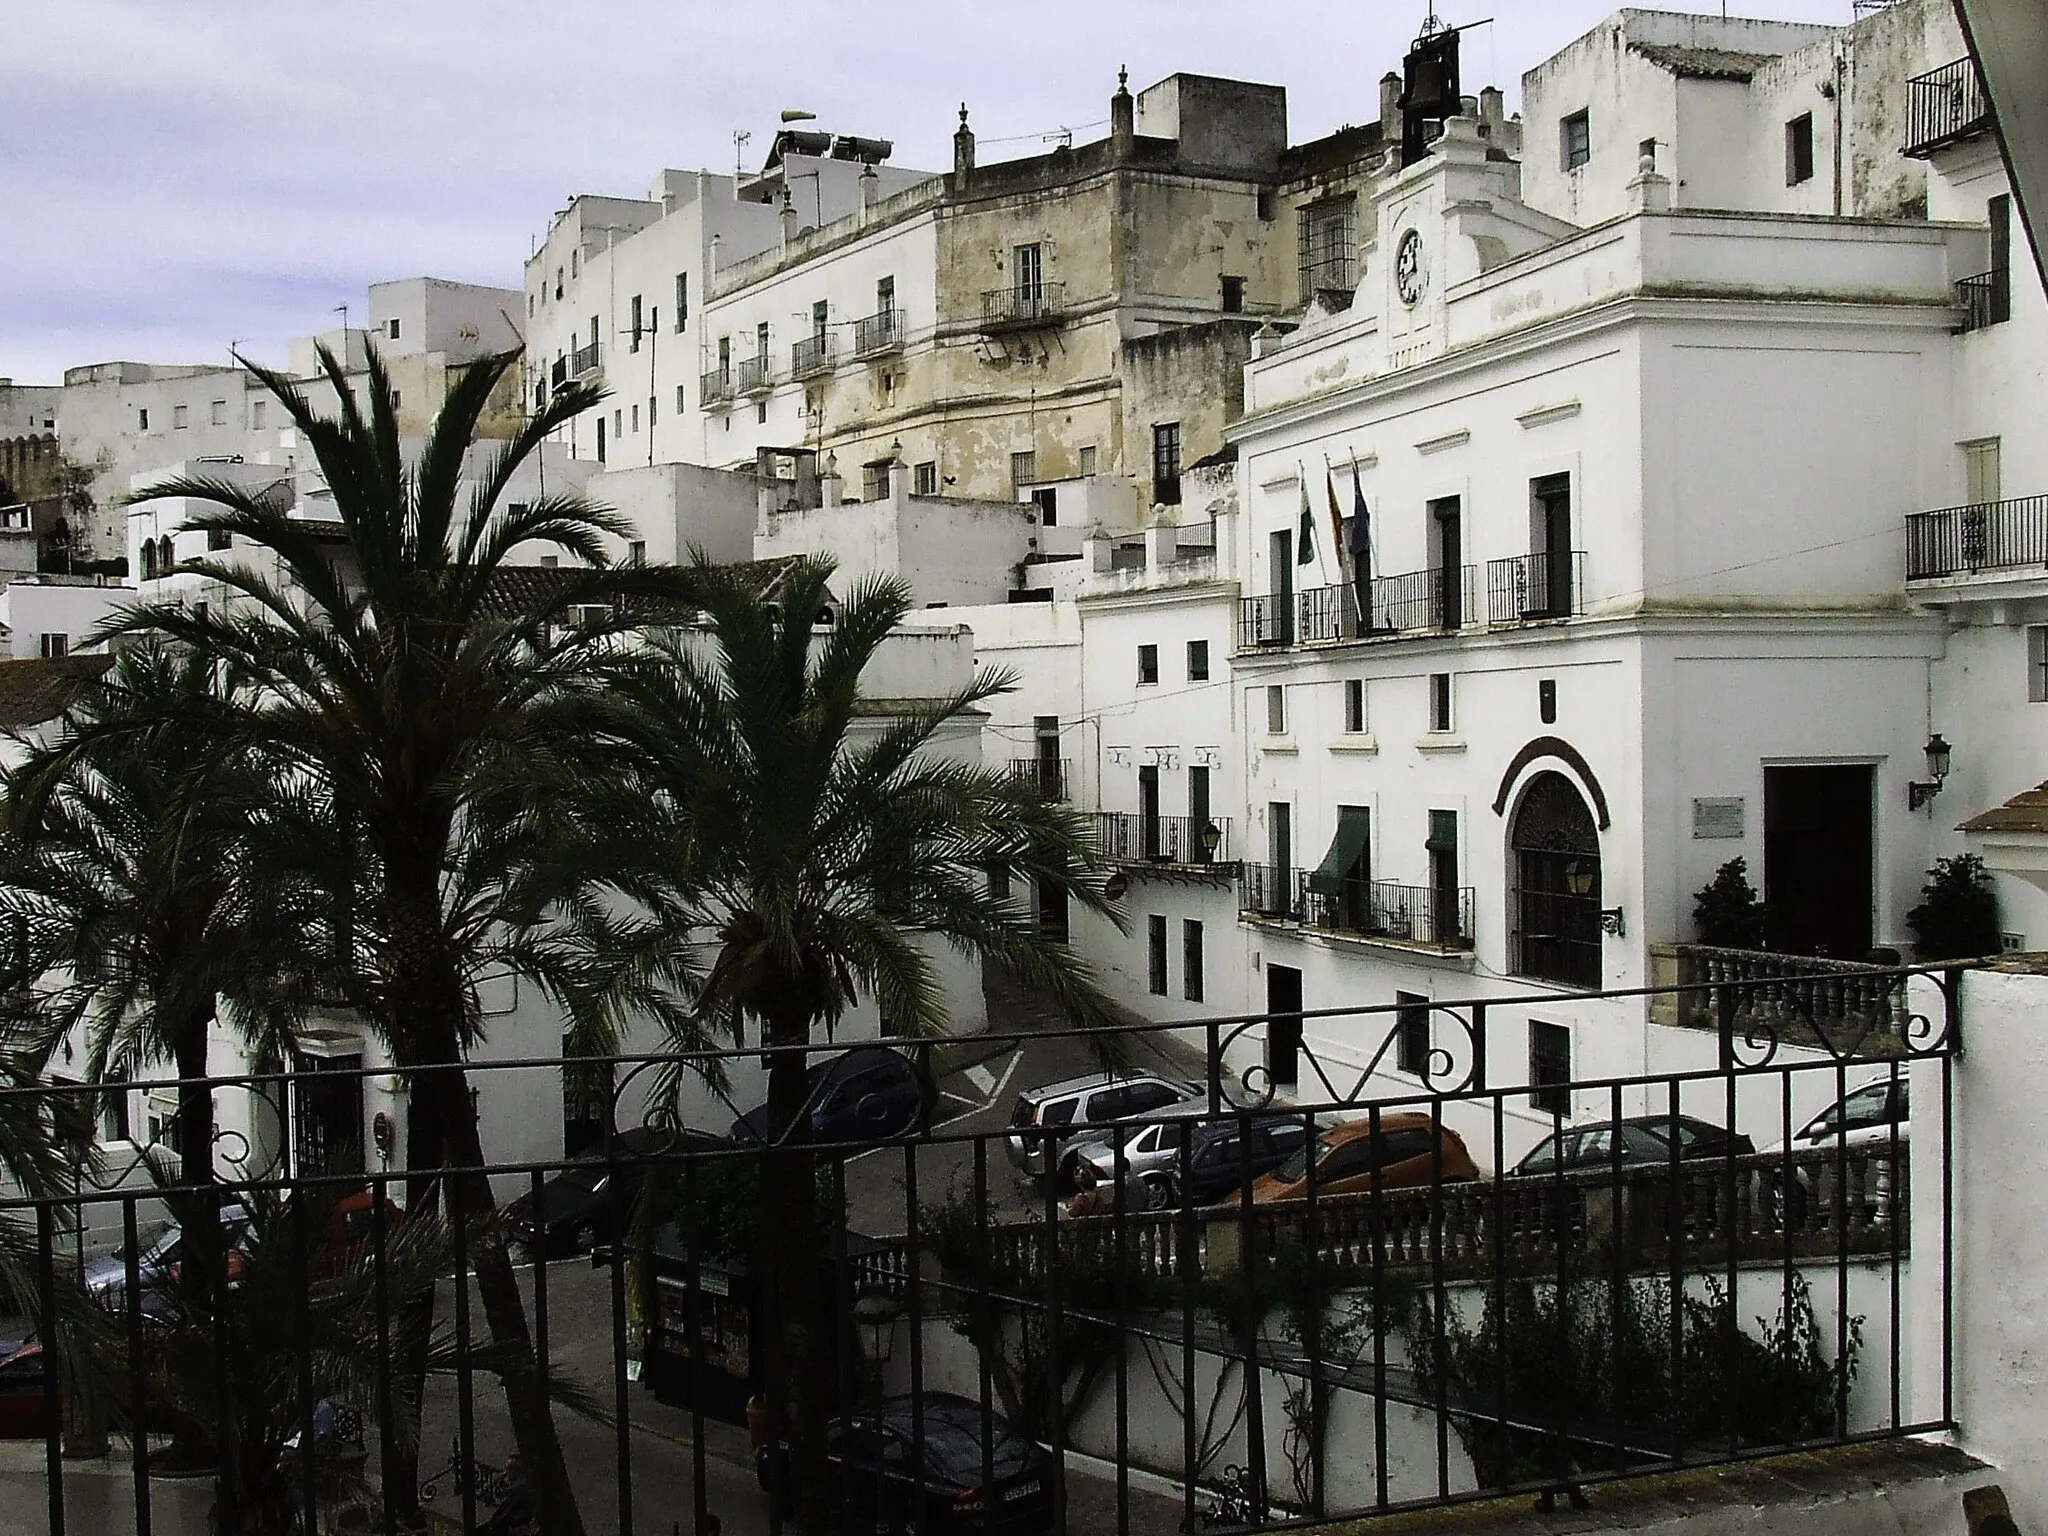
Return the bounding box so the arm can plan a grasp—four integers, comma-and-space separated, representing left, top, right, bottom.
1236, 1113, 1479, 1203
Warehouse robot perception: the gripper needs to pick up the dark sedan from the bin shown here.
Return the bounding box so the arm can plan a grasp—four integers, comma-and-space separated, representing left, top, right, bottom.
507, 1128, 718, 1259
1172, 1114, 1317, 1206
1513, 1114, 1753, 1175
767, 1392, 1051, 1535
732, 1046, 933, 1148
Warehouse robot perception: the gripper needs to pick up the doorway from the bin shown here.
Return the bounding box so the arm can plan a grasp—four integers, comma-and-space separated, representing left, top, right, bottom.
1269, 529, 1295, 644
1266, 965, 1303, 1089
1763, 765, 1874, 958
1139, 765, 1163, 860
293, 1054, 365, 1179
1430, 496, 1463, 628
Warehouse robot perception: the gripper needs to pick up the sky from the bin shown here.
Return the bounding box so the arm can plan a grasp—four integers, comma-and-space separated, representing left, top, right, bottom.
3, 0, 1848, 387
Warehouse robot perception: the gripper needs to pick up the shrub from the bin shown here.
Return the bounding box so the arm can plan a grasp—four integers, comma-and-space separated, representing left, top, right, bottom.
1692, 858, 1765, 949
1905, 854, 2002, 960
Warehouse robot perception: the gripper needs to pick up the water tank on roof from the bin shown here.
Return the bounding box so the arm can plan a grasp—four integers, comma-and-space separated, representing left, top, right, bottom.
831, 135, 894, 163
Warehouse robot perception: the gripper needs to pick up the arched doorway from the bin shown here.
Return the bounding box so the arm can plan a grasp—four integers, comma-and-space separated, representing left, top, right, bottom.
1509, 771, 1602, 987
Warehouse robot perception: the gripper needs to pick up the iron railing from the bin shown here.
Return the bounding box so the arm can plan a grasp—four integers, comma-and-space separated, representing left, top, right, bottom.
1302, 875, 1477, 950
1956, 270, 2009, 332
1486, 552, 1585, 624
0, 967, 1963, 1536
1903, 493, 2048, 579
549, 357, 567, 389
1094, 811, 1232, 865
1648, 943, 1911, 1050
1903, 56, 1992, 158
791, 335, 834, 379
570, 341, 602, 379
698, 367, 732, 406
1007, 758, 1070, 801
980, 282, 1067, 331
736, 355, 772, 395
1236, 569, 1478, 650
852, 309, 905, 357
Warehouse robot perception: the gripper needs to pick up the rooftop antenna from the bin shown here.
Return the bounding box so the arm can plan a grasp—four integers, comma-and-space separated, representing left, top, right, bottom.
733, 129, 752, 194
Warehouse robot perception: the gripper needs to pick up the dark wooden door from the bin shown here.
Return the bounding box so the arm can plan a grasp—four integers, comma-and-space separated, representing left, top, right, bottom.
1764, 765, 1874, 958
1266, 965, 1303, 1088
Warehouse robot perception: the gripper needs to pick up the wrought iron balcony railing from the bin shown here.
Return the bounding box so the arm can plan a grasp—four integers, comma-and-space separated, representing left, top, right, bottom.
570, 341, 602, 379
1904, 493, 2048, 580
549, 356, 567, 389
699, 367, 733, 406
1235, 568, 1478, 650
1238, 862, 1306, 921
980, 282, 1066, 332
1303, 876, 1476, 950
852, 308, 905, 358
1904, 56, 1993, 158
791, 335, 834, 379
736, 355, 773, 396
1486, 551, 1585, 623
1007, 758, 1070, 801
1094, 812, 1231, 866
1956, 270, 2010, 333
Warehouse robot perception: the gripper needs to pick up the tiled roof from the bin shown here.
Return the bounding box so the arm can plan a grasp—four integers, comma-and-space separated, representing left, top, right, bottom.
475, 556, 815, 621
1629, 42, 1778, 81
0, 654, 113, 731
1960, 781, 2048, 835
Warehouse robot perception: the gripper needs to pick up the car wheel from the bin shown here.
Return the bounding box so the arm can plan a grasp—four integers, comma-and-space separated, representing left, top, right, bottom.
1139, 1174, 1173, 1211
573, 1223, 597, 1254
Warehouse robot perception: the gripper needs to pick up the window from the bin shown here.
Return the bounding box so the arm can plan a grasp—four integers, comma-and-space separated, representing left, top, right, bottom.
1539, 678, 1557, 724
1429, 673, 1453, 733
596, 416, 606, 465
756, 400, 768, 425
251, 400, 266, 430
1510, 771, 1602, 987
387, 317, 402, 340
1427, 810, 1460, 941
137, 408, 149, 431
717, 335, 731, 374
208, 528, 231, 552
1266, 685, 1286, 734
913, 461, 938, 496
1256, 188, 1277, 221
1148, 916, 1169, 996
614, 409, 623, 438
674, 272, 688, 331
1078, 445, 1097, 476
391, 389, 401, 410
630, 403, 639, 433
555, 267, 563, 299
1011, 450, 1037, 490
2029, 627, 2048, 703
877, 275, 896, 314
1183, 920, 1205, 1002
1530, 1021, 1572, 1115
1221, 275, 1246, 313
1013, 242, 1044, 308
1785, 113, 1814, 185
1138, 644, 1159, 685
1964, 436, 2001, 507
1561, 110, 1591, 170
101, 1076, 130, 1143
1396, 992, 1430, 1076
1989, 193, 2014, 325
1187, 639, 1209, 681
677, 384, 688, 414
630, 294, 643, 351
629, 540, 646, 566
1152, 422, 1182, 506
1298, 198, 1357, 297
172, 404, 189, 430
755, 321, 769, 358
1031, 486, 1058, 524
1344, 678, 1366, 734
540, 555, 559, 569
571, 250, 579, 277
38, 633, 67, 659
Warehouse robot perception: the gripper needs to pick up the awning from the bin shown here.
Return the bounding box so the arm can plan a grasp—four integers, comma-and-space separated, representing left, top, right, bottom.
1426, 810, 1458, 854
1309, 806, 1371, 895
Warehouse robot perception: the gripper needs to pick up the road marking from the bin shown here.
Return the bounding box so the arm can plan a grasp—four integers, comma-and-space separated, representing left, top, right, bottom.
964, 1062, 996, 1094
987, 1047, 1022, 1107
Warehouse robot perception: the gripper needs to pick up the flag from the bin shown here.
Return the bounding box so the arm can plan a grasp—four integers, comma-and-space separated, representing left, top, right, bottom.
1296, 471, 1316, 565
1349, 458, 1374, 632
1324, 460, 1345, 564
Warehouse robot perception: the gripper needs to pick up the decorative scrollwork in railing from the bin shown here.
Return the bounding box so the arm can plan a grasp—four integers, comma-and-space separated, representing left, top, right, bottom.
419, 1438, 510, 1507
1213, 996, 1486, 1108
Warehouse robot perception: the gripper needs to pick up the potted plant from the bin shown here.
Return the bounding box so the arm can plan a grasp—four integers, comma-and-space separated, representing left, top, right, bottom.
1692, 859, 1765, 950
1905, 854, 2002, 960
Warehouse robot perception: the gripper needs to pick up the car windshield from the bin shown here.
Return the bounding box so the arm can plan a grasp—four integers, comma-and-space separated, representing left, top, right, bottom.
554, 1162, 609, 1193
1273, 1132, 1337, 1185
1808, 1083, 1891, 1137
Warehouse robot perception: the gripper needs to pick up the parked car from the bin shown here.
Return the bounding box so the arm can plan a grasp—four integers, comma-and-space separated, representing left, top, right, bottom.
309, 1189, 405, 1280
81, 1202, 254, 1317
507, 1127, 717, 1259
1757, 1077, 1910, 1226
1066, 1102, 1318, 1209
731, 1046, 934, 1148
1513, 1114, 1754, 1176
759, 1391, 1052, 1535
1004, 1071, 1199, 1180
0, 1339, 49, 1439
1238, 1114, 1480, 1204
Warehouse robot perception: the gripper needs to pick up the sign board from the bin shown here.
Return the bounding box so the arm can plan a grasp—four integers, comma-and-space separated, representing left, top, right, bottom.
1692, 797, 1745, 840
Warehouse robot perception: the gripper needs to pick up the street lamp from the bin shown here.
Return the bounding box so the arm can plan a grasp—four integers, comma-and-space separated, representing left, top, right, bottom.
1201, 821, 1224, 861
851, 1290, 901, 1535
1908, 732, 1953, 812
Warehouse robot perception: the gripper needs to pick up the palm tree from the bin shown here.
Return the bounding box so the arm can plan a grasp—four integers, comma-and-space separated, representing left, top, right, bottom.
111, 341, 699, 1534
609, 556, 1123, 1528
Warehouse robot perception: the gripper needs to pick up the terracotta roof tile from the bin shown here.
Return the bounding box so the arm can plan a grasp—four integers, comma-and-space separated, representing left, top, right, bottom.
1960, 781, 2048, 835
1628, 42, 1777, 81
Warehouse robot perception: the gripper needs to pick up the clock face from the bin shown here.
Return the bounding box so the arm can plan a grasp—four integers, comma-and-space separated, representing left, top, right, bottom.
1395, 228, 1426, 307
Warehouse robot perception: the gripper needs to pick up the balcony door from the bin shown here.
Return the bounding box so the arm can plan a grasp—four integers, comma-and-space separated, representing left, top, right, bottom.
1139, 765, 1163, 860
1265, 965, 1302, 1089
1430, 496, 1462, 628
1189, 766, 1212, 864
1013, 243, 1043, 312
1763, 765, 1873, 959
1269, 528, 1295, 643
1531, 474, 1572, 617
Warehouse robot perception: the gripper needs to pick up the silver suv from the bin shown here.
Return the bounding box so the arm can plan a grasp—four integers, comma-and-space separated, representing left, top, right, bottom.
1004, 1071, 1198, 1179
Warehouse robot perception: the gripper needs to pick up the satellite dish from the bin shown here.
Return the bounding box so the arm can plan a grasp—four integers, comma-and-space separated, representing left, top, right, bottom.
780, 109, 817, 123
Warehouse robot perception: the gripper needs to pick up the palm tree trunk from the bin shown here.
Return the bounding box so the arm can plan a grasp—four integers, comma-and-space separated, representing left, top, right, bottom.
168, 1007, 237, 1497
758, 1009, 833, 1531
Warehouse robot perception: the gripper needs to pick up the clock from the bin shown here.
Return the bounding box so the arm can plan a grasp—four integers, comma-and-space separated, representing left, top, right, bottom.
1395, 228, 1426, 307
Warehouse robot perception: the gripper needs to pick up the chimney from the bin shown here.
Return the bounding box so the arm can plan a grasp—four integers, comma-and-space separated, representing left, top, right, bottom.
778, 186, 799, 248
1479, 86, 1505, 139
953, 103, 976, 184
859, 161, 879, 217
1379, 73, 1402, 137
1458, 94, 1478, 119
709, 232, 722, 276
1628, 144, 1673, 214
1110, 66, 1135, 154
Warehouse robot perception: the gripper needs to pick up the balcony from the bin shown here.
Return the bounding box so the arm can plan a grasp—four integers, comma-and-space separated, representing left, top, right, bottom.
1648, 943, 1909, 1054
549, 357, 567, 389
1007, 758, 1070, 801
791, 334, 834, 380
1302, 876, 1475, 951
1904, 493, 2048, 582
1238, 862, 1306, 921
700, 367, 733, 407
1903, 57, 1993, 158
852, 308, 905, 358
1486, 551, 1585, 624
1235, 567, 1477, 650
1956, 270, 2010, 333
1093, 812, 1232, 869
570, 341, 602, 381
736, 356, 773, 396
979, 282, 1066, 334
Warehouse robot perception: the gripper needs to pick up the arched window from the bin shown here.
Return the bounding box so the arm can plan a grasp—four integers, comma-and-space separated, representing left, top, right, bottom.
158, 537, 175, 574
1509, 771, 1602, 986
140, 541, 157, 581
